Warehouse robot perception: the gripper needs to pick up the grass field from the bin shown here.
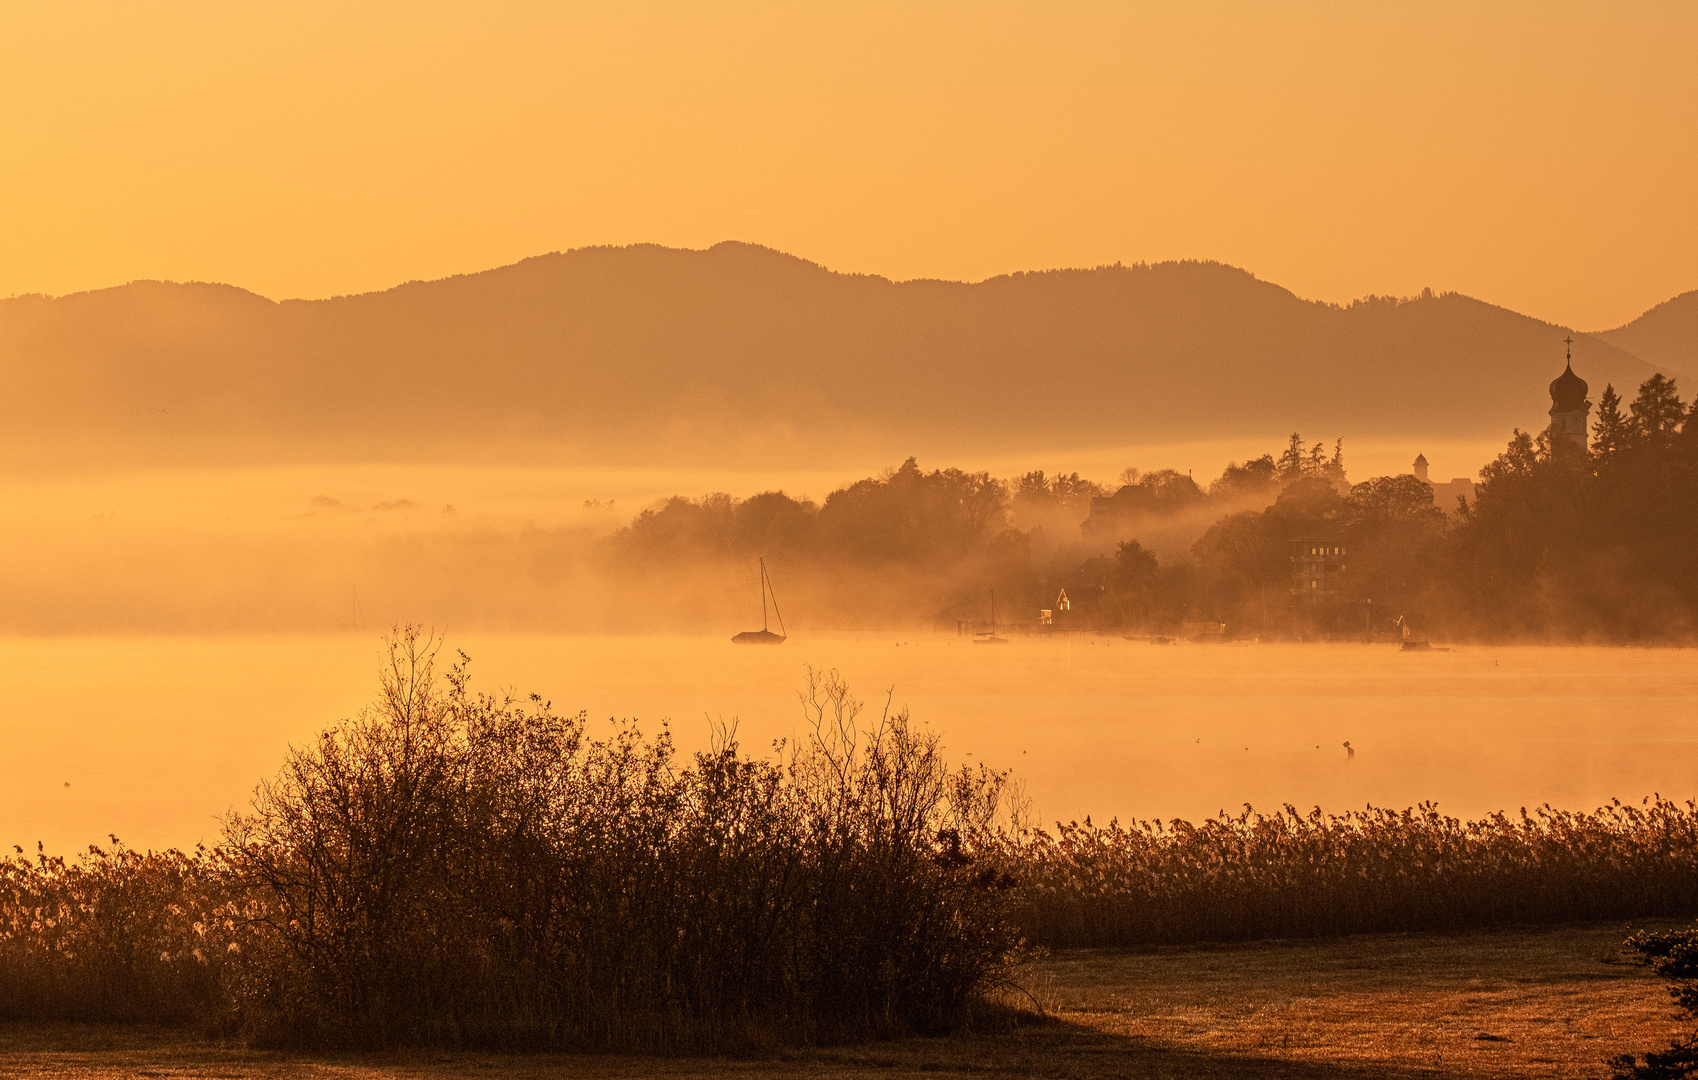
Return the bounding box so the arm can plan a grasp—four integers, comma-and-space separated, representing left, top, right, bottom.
0, 922, 1682, 1079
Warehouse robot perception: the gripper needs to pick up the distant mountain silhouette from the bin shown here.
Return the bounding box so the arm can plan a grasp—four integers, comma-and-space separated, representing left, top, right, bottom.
0, 242, 1671, 467
1597, 290, 1697, 381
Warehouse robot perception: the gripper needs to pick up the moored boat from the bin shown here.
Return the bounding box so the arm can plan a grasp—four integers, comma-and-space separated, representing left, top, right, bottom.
732, 559, 787, 645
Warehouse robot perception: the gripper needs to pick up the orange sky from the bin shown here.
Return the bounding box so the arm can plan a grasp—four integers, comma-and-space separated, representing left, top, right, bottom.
1, 1, 1693, 330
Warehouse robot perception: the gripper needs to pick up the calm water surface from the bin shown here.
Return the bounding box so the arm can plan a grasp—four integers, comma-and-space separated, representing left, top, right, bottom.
3, 633, 1696, 855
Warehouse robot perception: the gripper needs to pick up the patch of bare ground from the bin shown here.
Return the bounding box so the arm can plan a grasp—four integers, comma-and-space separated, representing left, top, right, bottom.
0, 922, 1683, 1079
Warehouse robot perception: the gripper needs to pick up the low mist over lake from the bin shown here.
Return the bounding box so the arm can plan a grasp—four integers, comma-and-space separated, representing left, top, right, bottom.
7, 632, 1695, 858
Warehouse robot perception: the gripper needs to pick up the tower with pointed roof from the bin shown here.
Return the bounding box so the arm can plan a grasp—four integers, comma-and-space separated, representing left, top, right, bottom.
1549, 337, 1590, 451
1412, 453, 1429, 482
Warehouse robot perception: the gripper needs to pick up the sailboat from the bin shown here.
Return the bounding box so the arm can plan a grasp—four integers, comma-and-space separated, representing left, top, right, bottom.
732, 558, 787, 645
974, 588, 1008, 645
335, 586, 364, 632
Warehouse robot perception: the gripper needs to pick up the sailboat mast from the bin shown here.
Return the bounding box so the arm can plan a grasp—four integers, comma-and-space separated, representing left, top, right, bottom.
760, 558, 770, 631
767, 561, 786, 638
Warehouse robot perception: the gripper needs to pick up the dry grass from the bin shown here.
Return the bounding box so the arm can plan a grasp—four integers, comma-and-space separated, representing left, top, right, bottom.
1011, 800, 1698, 948
1018, 921, 1684, 1079
0, 921, 1682, 1079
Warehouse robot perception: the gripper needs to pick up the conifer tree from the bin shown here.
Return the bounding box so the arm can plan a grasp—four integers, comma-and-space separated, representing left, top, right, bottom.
1326, 438, 1347, 486
1630, 374, 1686, 449
1277, 433, 1305, 481
1305, 439, 1329, 478
1591, 383, 1632, 467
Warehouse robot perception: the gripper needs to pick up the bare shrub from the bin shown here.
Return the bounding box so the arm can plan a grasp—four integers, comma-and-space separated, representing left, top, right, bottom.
215, 630, 1018, 1048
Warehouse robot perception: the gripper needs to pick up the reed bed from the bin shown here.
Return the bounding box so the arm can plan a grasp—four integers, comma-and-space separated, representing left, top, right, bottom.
0, 842, 257, 1026
1010, 799, 1698, 948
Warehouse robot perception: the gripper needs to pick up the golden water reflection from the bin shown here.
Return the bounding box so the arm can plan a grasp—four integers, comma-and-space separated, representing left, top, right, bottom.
3, 633, 1695, 856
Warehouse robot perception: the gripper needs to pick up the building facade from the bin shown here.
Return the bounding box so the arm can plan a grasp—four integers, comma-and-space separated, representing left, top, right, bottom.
1290, 536, 1348, 608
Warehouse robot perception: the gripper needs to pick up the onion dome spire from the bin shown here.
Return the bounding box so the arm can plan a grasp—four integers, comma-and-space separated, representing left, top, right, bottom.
1549, 335, 1589, 413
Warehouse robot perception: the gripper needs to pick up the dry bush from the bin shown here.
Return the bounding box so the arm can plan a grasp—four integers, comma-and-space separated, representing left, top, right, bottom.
211, 630, 1019, 1048
1011, 799, 1698, 947
2, 633, 1019, 1048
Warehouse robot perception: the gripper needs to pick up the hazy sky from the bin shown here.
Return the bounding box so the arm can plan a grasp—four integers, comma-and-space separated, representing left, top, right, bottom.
2, 1, 1693, 329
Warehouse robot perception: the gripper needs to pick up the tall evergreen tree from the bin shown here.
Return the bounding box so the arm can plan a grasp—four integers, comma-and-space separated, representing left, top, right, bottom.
1277, 433, 1306, 481
1629, 374, 1686, 449
1591, 383, 1632, 468
1325, 438, 1347, 486
1305, 439, 1330, 478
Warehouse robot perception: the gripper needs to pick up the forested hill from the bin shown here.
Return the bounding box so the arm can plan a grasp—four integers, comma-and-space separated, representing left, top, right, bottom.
0, 242, 1667, 466
1598, 289, 1698, 379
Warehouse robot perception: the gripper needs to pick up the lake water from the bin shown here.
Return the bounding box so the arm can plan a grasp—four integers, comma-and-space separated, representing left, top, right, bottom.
4, 633, 1696, 856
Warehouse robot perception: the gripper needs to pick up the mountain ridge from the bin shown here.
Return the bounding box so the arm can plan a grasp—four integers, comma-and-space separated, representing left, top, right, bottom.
0, 242, 1677, 468
1597, 289, 1698, 379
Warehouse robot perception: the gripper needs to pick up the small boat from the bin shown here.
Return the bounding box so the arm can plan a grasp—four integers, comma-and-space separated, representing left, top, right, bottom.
974, 589, 1008, 645
732, 559, 787, 645
1401, 640, 1451, 652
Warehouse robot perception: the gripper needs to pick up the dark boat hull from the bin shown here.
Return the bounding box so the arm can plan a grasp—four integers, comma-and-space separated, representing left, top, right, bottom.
732, 630, 787, 645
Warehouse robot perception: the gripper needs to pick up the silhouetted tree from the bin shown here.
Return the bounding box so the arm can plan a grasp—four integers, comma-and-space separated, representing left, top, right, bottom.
1341, 475, 1447, 623
819, 458, 1007, 564
617, 493, 739, 558
733, 491, 819, 554
1276, 434, 1346, 487
1210, 454, 1278, 497
613, 490, 816, 562
1186, 476, 1348, 635
1269, 475, 1348, 528
1133, 469, 1205, 508
1277, 433, 1306, 481
1346, 475, 1444, 526
1447, 379, 1698, 640
1677, 402, 1698, 465
1108, 540, 1160, 626
1630, 374, 1687, 450
1010, 470, 1105, 533
1592, 384, 1632, 469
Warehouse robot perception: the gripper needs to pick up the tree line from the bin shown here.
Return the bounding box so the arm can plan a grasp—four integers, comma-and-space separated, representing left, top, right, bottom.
605, 373, 1698, 641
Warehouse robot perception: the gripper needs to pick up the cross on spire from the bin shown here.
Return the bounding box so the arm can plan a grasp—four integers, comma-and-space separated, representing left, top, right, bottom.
1565, 335, 1574, 362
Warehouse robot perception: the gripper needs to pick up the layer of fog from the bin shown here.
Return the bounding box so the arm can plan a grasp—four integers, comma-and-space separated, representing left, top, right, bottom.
0, 439, 1494, 635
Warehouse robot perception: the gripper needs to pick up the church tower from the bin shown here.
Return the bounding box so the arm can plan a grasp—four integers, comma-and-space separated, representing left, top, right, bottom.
1548, 336, 1590, 451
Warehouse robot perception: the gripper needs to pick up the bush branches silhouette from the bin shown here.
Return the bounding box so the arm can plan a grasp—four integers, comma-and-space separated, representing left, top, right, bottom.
4, 630, 1019, 1049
